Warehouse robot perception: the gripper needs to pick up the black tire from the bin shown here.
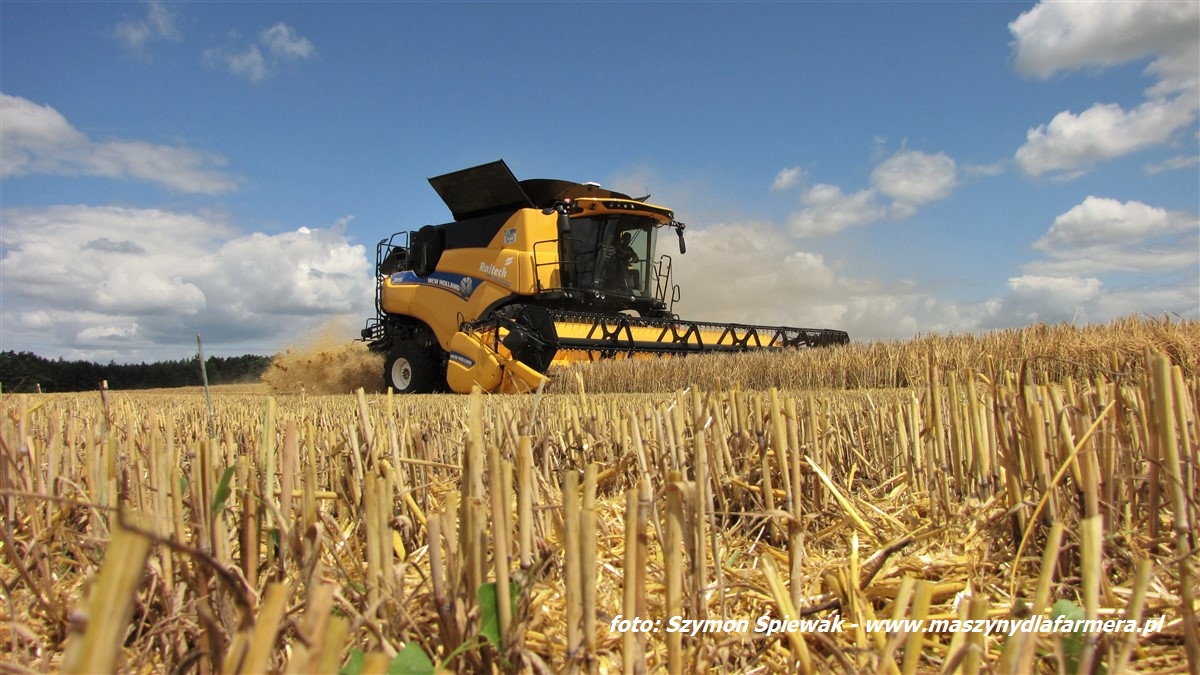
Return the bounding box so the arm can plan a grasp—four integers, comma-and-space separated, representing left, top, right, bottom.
384, 341, 444, 393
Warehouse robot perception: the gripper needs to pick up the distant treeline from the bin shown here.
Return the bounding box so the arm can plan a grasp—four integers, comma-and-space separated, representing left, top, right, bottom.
0, 351, 273, 393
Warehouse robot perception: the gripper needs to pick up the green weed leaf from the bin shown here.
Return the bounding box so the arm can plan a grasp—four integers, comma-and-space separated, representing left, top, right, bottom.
211, 466, 236, 515
339, 648, 364, 675
1051, 600, 1089, 674
477, 580, 519, 650
388, 642, 435, 675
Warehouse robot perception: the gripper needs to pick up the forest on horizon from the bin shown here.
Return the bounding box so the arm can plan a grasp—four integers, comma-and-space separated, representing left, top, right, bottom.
0, 350, 272, 393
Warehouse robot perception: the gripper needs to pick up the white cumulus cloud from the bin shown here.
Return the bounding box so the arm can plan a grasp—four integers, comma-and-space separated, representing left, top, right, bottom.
1026, 196, 1199, 276
1015, 97, 1197, 178
0, 205, 373, 358
787, 184, 887, 237
771, 166, 805, 192
784, 148, 959, 237
1034, 196, 1195, 250
0, 93, 240, 194
675, 197, 1195, 341
672, 220, 845, 329
985, 274, 1104, 326
871, 150, 958, 208
670, 219, 982, 340
114, 0, 180, 51
1145, 154, 1200, 175
261, 23, 316, 60
206, 23, 318, 82
1010, 1, 1199, 81
1010, 0, 1200, 179
984, 196, 1200, 325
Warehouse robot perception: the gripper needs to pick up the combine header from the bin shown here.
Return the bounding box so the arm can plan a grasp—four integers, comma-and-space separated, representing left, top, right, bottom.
361, 160, 848, 393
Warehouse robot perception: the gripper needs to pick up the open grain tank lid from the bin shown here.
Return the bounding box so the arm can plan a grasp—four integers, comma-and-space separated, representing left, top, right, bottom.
429, 159, 633, 222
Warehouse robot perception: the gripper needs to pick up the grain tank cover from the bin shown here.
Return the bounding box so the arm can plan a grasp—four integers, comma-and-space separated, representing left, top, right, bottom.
429, 159, 639, 221
428, 160, 534, 222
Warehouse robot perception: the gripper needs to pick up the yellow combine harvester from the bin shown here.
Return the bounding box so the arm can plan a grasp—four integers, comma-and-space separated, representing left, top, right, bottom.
360, 160, 849, 393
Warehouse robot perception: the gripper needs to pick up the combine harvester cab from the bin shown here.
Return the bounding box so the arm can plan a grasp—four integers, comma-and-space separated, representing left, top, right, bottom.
361, 160, 849, 394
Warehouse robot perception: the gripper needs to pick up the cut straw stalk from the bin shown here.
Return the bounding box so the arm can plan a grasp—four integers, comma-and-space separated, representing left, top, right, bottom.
805, 456, 880, 545
636, 478, 652, 660
518, 436, 534, 571
147, 434, 175, 597
62, 512, 152, 675
760, 555, 813, 672
1112, 559, 1153, 673
235, 582, 288, 675
965, 371, 992, 500
622, 486, 644, 674
280, 419, 298, 535
787, 398, 805, 616
1150, 354, 1199, 670
286, 581, 336, 674
875, 575, 915, 674
462, 387, 486, 608
428, 514, 461, 656
302, 423, 320, 528
1013, 521, 1065, 675
364, 473, 380, 611
238, 457, 259, 591
665, 480, 685, 675
581, 462, 598, 665
1077, 515, 1103, 674
692, 389, 710, 624
489, 442, 512, 652
259, 397, 278, 537
1008, 400, 1115, 599
961, 596, 988, 675
563, 469, 582, 666
900, 579, 932, 675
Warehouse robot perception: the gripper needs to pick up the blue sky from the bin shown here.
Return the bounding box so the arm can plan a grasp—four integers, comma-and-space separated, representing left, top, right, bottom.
2, 1, 1197, 361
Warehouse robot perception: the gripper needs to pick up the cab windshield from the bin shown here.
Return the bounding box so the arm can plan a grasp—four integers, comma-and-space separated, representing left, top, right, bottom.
566, 215, 657, 297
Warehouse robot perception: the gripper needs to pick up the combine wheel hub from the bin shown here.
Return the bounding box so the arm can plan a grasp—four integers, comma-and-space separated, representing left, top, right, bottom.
391, 358, 414, 390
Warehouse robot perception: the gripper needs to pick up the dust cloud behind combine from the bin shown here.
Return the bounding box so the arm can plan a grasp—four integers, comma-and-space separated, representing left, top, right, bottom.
261, 319, 383, 395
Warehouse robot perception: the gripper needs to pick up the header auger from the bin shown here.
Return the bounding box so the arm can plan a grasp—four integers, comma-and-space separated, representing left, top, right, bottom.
360, 160, 849, 393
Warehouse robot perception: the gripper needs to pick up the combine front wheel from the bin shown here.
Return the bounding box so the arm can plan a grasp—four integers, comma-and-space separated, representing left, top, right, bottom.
385, 341, 441, 393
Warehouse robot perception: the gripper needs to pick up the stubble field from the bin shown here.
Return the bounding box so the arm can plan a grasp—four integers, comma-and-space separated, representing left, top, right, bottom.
1, 316, 1197, 673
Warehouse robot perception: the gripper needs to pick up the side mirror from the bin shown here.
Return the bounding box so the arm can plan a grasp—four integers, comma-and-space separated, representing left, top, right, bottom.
673, 221, 687, 254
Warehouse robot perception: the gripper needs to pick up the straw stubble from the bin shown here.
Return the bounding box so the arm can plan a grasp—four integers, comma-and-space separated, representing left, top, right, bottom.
3, 316, 1196, 674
